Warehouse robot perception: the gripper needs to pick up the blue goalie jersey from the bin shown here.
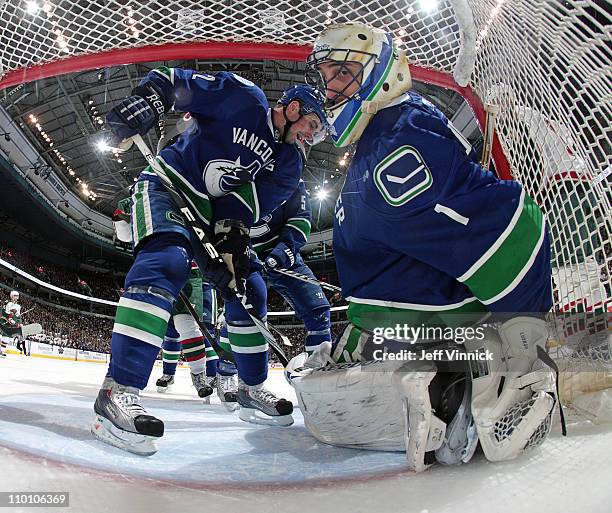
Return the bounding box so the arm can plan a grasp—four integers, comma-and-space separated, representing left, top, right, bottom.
139, 67, 303, 228
334, 93, 552, 329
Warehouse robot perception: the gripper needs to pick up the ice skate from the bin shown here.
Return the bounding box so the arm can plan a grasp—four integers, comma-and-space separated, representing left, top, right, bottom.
237, 378, 294, 426
190, 371, 214, 401
92, 377, 164, 456
156, 374, 174, 393
217, 373, 239, 412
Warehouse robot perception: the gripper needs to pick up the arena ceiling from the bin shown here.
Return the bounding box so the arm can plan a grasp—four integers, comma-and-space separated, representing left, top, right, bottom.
1, 58, 469, 231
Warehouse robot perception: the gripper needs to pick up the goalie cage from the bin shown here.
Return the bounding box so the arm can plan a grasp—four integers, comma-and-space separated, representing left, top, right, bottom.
0, 0, 609, 422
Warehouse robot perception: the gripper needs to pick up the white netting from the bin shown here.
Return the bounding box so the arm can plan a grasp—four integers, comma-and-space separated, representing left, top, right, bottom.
0, 0, 610, 418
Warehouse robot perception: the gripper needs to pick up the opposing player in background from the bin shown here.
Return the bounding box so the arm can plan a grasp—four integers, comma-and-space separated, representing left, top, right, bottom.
93, 67, 329, 455
0, 291, 21, 357
294, 22, 558, 471
250, 180, 331, 356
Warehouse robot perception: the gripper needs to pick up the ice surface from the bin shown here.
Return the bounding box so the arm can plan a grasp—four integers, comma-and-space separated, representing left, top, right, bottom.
1, 354, 611, 513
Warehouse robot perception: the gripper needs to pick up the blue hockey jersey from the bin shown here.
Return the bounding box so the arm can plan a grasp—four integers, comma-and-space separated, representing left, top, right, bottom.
333, 93, 552, 329
138, 67, 303, 229
250, 180, 312, 259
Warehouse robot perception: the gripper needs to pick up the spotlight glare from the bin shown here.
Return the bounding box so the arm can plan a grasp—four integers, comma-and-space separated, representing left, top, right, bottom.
316, 189, 328, 200
26, 1, 39, 15
96, 140, 109, 152
419, 0, 439, 13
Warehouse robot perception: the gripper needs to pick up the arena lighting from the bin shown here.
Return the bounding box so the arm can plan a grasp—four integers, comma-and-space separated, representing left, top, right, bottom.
25, 1, 39, 15
96, 140, 109, 152
419, 0, 439, 13
316, 189, 328, 200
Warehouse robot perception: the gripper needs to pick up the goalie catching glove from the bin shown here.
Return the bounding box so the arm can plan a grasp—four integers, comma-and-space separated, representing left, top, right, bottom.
213, 220, 251, 297
106, 82, 171, 140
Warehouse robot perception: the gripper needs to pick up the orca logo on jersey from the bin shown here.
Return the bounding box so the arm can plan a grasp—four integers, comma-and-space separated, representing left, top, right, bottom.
373, 145, 433, 207
203, 157, 262, 197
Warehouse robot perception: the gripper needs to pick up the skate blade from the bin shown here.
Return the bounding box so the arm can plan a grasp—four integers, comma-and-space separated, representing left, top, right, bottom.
156, 386, 172, 393
238, 407, 293, 426
91, 415, 159, 456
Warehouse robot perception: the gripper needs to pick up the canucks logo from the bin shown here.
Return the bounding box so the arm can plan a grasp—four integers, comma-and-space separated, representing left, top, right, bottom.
203, 157, 262, 197
374, 145, 433, 206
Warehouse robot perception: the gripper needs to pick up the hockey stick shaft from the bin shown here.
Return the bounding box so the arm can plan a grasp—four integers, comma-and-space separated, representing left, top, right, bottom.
20, 306, 36, 316
271, 268, 342, 293
131, 135, 288, 364
178, 291, 236, 364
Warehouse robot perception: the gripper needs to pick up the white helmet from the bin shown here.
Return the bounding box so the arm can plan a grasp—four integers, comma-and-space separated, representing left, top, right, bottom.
10, 290, 19, 301
306, 22, 412, 147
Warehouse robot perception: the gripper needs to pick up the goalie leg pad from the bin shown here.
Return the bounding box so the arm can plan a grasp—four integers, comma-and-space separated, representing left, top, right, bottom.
466, 318, 556, 462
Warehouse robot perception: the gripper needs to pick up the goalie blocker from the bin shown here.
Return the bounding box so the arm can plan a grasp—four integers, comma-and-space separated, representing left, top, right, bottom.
286, 317, 558, 472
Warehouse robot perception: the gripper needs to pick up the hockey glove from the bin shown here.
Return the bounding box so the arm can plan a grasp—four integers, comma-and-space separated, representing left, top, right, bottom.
263, 242, 296, 274
200, 253, 235, 300
106, 82, 170, 140
213, 220, 251, 297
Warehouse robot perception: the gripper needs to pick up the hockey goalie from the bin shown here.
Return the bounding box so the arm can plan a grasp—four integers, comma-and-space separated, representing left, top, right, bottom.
285, 21, 561, 472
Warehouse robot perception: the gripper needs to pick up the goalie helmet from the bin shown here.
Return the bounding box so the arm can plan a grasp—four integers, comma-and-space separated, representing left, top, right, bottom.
10, 290, 19, 301
305, 22, 412, 147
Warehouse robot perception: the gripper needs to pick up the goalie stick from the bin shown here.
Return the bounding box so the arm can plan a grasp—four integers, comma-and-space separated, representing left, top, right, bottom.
130, 134, 286, 362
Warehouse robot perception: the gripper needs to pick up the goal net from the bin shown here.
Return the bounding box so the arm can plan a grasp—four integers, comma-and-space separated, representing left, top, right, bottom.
1, 0, 610, 420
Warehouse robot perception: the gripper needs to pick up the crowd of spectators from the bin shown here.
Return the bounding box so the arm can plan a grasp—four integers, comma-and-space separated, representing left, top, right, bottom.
1, 242, 351, 361
1, 288, 112, 353
1, 244, 123, 301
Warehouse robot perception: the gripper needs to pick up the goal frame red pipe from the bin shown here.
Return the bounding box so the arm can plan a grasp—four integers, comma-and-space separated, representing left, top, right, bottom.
0, 41, 511, 180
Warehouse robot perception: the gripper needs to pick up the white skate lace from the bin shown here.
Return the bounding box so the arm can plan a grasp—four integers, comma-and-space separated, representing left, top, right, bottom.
116, 390, 147, 416
249, 386, 278, 406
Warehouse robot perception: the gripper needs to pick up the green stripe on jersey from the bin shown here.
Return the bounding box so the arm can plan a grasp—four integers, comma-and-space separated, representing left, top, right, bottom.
132, 180, 152, 244
462, 193, 545, 302
205, 347, 219, 360
346, 298, 487, 332
218, 338, 231, 353
252, 237, 279, 257
152, 66, 173, 83
286, 218, 311, 240
115, 305, 168, 339
157, 159, 212, 225
230, 182, 258, 223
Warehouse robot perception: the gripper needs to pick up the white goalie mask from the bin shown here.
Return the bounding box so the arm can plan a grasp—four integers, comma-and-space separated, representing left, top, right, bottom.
305, 23, 412, 147
10, 290, 19, 301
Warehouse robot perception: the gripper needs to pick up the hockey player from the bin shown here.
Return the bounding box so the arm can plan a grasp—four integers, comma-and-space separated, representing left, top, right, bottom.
252, 180, 331, 355
1, 291, 22, 357
92, 68, 329, 455
295, 23, 558, 470
116, 199, 216, 399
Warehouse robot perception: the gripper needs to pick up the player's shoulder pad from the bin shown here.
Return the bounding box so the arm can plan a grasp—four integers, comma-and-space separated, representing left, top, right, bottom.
359, 93, 468, 216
